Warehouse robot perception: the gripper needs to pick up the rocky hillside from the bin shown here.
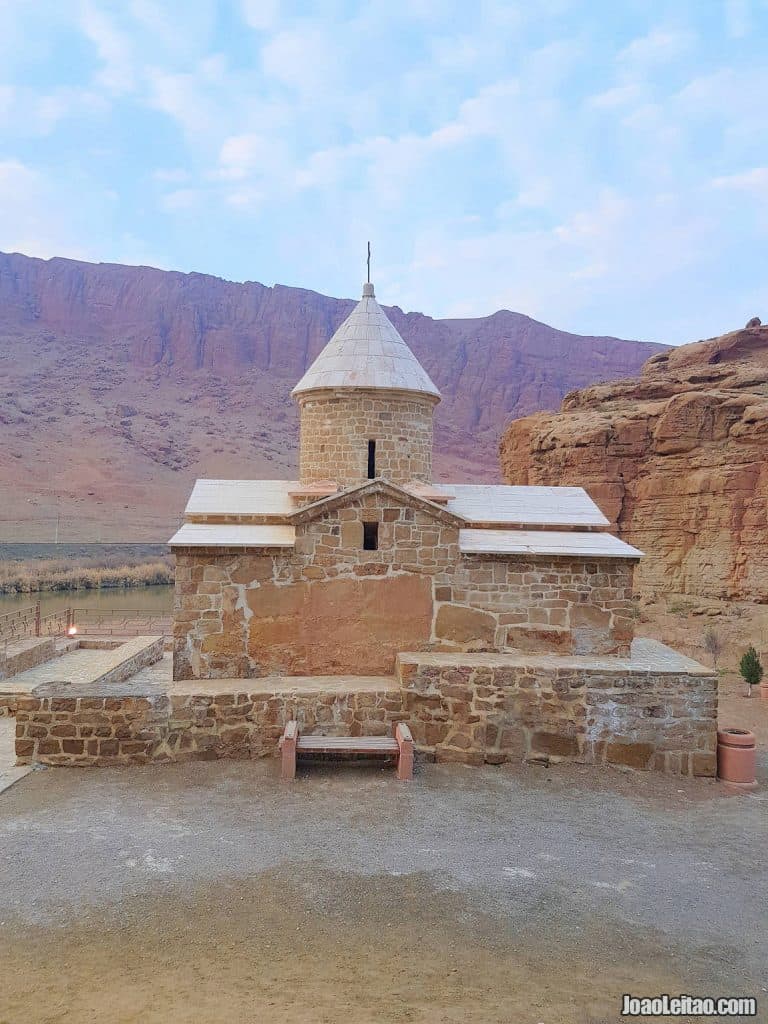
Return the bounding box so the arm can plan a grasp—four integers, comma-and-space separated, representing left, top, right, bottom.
500, 324, 768, 602
0, 251, 662, 541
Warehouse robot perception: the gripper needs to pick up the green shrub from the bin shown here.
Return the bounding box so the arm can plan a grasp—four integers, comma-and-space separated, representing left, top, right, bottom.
739, 646, 764, 697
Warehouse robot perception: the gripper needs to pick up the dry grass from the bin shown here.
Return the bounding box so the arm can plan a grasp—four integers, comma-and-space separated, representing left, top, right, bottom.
0, 556, 174, 594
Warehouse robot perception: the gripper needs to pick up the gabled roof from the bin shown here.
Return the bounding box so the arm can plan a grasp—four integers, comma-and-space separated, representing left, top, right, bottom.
181, 478, 612, 530
288, 478, 465, 527
291, 283, 440, 400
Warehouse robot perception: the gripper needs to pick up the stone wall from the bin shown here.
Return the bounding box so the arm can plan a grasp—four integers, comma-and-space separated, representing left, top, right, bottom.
174, 486, 463, 679
16, 641, 716, 777
437, 555, 635, 656
15, 683, 405, 767
0, 637, 56, 682
175, 516, 635, 679
297, 390, 436, 486
397, 643, 717, 777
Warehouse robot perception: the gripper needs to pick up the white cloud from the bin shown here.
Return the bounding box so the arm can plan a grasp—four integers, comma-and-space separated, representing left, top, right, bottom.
79, 2, 136, 94
218, 133, 276, 181
711, 167, 768, 195
146, 66, 218, 137
153, 167, 190, 183
724, 0, 751, 38
588, 83, 643, 109
160, 188, 204, 211
260, 23, 339, 95
617, 27, 695, 67
0, 160, 95, 260
241, 0, 281, 32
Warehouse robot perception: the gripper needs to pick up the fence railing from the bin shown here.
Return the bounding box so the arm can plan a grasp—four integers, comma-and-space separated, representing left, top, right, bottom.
0, 603, 171, 642
70, 609, 172, 637
0, 604, 39, 642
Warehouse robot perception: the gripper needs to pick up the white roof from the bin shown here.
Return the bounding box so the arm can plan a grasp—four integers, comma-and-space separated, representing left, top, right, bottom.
169, 524, 295, 547
445, 485, 610, 527
185, 480, 296, 518
459, 529, 643, 559
292, 283, 440, 399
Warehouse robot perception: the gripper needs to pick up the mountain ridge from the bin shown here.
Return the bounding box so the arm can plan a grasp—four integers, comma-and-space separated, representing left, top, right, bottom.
0, 250, 665, 541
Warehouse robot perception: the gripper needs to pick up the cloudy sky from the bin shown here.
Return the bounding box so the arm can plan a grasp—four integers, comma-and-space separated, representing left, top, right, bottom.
1, 0, 766, 344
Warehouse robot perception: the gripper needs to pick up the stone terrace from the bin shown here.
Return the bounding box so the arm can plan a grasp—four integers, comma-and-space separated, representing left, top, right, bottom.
12, 639, 717, 777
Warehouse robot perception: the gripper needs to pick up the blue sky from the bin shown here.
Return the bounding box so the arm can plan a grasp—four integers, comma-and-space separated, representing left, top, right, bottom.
1, 0, 767, 344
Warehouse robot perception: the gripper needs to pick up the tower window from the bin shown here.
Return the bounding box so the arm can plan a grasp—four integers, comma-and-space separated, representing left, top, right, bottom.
367, 439, 376, 478
363, 521, 379, 551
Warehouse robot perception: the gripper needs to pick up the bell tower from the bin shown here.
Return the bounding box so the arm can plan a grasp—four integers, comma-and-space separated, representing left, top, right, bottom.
291, 279, 441, 488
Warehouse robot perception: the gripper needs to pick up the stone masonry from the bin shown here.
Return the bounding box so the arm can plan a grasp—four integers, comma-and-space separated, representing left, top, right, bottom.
15, 641, 717, 777
173, 482, 635, 680
297, 390, 436, 486
157, 273, 717, 779
398, 641, 717, 776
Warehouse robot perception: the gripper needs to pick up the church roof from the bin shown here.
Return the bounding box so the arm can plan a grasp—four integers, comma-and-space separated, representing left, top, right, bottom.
291, 283, 440, 400
459, 529, 642, 559
445, 485, 610, 528
169, 523, 295, 548
181, 479, 611, 529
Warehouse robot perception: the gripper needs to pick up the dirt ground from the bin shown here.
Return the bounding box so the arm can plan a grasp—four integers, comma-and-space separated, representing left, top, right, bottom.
1, 738, 766, 1024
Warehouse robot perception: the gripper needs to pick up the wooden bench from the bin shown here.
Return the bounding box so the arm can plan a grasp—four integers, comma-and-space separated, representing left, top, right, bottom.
280, 721, 414, 781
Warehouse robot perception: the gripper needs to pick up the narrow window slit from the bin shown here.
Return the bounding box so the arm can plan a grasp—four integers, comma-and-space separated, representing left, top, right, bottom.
363, 522, 379, 551
367, 439, 376, 478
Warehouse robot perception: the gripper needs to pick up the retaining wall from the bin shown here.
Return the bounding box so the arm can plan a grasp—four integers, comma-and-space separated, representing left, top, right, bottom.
15, 641, 717, 777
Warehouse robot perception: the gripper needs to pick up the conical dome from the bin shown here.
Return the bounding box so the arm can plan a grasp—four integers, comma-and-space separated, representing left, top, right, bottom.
292, 283, 440, 400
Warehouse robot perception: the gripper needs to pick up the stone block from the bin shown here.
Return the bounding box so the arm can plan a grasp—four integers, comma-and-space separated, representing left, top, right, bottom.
435, 604, 496, 644
531, 731, 579, 757
605, 741, 655, 769
692, 752, 717, 777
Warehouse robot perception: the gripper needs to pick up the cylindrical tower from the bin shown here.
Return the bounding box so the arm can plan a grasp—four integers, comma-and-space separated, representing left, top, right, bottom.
292, 282, 441, 487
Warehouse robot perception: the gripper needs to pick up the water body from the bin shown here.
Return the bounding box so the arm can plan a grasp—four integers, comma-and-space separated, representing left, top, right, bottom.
0, 585, 174, 618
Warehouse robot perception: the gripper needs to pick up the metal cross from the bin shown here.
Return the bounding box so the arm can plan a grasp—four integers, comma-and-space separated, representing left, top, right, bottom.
367, 241, 371, 283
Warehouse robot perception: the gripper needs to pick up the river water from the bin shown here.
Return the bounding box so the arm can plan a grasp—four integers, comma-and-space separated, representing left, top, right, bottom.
0, 585, 174, 618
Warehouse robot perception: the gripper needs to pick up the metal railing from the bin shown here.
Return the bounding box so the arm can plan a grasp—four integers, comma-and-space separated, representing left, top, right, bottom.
0, 603, 171, 642
70, 608, 171, 637
0, 604, 39, 643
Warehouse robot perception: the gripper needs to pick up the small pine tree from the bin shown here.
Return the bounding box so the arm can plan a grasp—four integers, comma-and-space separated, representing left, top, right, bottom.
739, 646, 764, 697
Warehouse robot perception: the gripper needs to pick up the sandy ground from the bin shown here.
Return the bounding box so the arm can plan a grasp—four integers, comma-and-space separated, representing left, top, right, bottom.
1, 737, 766, 1024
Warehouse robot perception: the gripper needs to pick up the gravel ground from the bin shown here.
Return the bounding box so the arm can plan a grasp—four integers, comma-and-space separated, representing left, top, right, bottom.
1, 753, 766, 1023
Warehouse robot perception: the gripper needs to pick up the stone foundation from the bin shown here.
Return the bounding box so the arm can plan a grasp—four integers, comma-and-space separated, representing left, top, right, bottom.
398, 644, 717, 776
15, 641, 717, 777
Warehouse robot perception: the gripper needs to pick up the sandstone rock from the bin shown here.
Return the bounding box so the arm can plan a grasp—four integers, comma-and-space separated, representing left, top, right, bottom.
500, 326, 768, 602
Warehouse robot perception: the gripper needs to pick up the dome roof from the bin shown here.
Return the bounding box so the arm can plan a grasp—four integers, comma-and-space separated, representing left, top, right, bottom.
292, 283, 440, 400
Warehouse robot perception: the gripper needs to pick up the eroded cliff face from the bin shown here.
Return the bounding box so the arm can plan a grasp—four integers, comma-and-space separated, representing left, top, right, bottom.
0, 251, 662, 540
500, 326, 768, 601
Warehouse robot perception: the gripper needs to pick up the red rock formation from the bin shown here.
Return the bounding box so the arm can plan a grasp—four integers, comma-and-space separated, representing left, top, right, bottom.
500, 326, 768, 602
0, 250, 662, 540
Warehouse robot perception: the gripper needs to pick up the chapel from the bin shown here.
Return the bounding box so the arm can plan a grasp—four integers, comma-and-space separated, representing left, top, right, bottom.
169, 278, 643, 681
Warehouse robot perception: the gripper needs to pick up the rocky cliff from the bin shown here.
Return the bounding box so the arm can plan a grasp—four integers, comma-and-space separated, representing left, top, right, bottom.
500, 326, 768, 602
0, 250, 662, 540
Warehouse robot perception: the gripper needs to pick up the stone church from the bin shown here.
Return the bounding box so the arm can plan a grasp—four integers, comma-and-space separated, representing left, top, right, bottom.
164, 278, 717, 776
170, 279, 643, 680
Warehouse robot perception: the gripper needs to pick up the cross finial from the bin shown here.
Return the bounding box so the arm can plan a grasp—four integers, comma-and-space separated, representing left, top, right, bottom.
367, 241, 371, 284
